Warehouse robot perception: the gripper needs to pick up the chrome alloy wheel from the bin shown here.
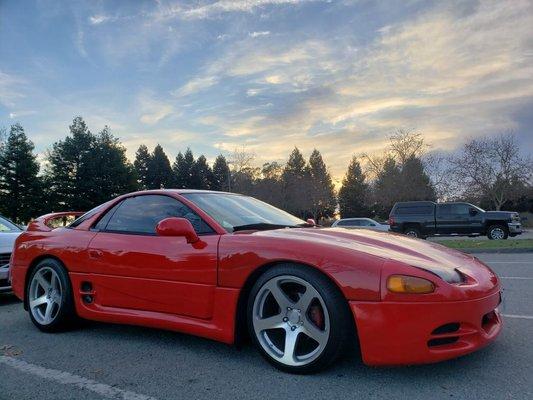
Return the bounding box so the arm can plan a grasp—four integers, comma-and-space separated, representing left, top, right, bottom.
490, 227, 505, 240
252, 275, 330, 367
29, 267, 63, 325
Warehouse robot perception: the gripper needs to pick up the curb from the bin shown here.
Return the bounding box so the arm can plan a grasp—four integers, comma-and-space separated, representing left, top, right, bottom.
456, 248, 533, 254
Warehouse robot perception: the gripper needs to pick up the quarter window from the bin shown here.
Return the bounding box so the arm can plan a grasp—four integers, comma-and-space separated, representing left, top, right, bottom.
97, 195, 213, 235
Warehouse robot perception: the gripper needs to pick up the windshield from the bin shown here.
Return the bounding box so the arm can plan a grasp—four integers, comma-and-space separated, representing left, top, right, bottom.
0, 216, 22, 232
183, 193, 305, 232
469, 203, 485, 213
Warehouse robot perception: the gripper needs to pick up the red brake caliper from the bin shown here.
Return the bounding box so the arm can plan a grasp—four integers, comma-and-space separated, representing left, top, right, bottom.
309, 305, 325, 330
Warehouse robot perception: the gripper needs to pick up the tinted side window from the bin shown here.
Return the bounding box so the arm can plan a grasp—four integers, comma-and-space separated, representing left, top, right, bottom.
452, 204, 470, 215
437, 204, 453, 216
94, 202, 123, 231
338, 220, 360, 226
396, 205, 433, 215
102, 195, 213, 235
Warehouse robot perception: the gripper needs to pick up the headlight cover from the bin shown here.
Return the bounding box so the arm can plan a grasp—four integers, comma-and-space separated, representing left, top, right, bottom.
387, 275, 435, 294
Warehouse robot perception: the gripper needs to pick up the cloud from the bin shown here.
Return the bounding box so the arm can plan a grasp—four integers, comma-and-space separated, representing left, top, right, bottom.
171, 0, 533, 178
249, 31, 271, 38
88, 15, 110, 25
0, 71, 26, 108
172, 76, 219, 97
137, 92, 175, 125
154, 0, 319, 21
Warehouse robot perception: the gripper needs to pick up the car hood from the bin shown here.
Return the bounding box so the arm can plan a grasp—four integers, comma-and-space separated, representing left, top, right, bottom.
484, 210, 517, 220
0, 232, 22, 254
251, 227, 483, 281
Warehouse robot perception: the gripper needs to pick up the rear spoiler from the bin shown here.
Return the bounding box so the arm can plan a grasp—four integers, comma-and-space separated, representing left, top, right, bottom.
27, 211, 85, 232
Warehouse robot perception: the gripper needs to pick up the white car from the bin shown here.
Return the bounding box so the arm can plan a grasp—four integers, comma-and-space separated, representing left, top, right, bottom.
331, 217, 390, 232
0, 215, 23, 293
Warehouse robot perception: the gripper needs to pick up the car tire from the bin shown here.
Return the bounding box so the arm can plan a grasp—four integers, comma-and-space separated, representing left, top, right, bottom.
26, 258, 76, 332
487, 225, 508, 240
404, 227, 422, 239
247, 263, 354, 374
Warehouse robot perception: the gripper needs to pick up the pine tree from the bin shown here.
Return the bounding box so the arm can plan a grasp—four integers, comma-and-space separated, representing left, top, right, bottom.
146, 144, 173, 189
282, 148, 312, 218
45, 118, 138, 211
0, 123, 42, 223
134, 144, 151, 190
308, 149, 336, 221
338, 156, 370, 218
45, 116, 98, 210
193, 155, 215, 189
172, 152, 187, 188
212, 154, 230, 191
373, 157, 402, 218
400, 156, 436, 201
172, 148, 196, 188
91, 126, 137, 204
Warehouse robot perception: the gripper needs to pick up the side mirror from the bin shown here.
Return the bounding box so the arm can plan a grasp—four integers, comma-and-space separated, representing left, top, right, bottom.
156, 217, 199, 244
306, 218, 316, 226
469, 208, 478, 216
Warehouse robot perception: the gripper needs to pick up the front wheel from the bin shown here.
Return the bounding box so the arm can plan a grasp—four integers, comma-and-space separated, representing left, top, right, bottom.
27, 258, 76, 332
487, 225, 508, 240
247, 264, 354, 374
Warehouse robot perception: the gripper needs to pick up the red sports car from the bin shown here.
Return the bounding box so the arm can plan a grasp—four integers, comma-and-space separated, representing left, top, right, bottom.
9, 190, 502, 373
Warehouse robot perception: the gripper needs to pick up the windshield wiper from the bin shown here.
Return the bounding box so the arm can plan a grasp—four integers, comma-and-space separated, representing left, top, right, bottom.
232, 223, 295, 232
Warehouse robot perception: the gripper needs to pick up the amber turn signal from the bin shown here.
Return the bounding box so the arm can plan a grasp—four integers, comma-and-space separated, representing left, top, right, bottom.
387, 275, 435, 294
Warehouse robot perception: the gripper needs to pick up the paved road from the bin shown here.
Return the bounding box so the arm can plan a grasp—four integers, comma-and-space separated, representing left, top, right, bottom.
428, 230, 533, 241
1, 253, 532, 400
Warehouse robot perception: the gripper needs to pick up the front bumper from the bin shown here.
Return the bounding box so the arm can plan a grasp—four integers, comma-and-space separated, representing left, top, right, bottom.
507, 222, 522, 235
0, 264, 11, 293
350, 290, 502, 366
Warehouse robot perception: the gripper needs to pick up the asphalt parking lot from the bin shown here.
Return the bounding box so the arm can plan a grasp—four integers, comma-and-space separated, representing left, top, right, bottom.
1, 253, 532, 400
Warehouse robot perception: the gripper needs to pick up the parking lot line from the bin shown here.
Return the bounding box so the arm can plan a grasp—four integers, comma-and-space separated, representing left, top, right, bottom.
486, 262, 533, 264
501, 314, 533, 320
0, 356, 158, 400
500, 277, 533, 280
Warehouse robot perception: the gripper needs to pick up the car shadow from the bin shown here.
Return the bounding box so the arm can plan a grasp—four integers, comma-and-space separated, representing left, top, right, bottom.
0, 293, 21, 306
73, 318, 501, 381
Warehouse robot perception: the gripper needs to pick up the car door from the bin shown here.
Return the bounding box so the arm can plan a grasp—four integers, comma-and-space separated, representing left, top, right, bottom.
86, 194, 219, 319
436, 204, 470, 234
466, 205, 484, 234
436, 204, 454, 234
340, 220, 362, 229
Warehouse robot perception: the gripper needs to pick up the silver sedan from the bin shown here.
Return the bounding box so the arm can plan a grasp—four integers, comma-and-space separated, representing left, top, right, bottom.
0, 215, 23, 293
331, 217, 390, 232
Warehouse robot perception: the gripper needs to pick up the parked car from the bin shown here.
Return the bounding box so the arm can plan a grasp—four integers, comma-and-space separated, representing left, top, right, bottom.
331, 218, 389, 232
388, 201, 522, 239
10, 190, 502, 373
0, 215, 23, 292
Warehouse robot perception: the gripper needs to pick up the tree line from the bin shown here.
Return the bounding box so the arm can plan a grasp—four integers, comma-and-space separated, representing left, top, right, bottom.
0, 117, 531, 224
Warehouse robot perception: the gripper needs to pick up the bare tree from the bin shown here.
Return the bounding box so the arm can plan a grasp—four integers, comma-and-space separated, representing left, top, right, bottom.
450, 133, 533, 210
424, 151, 457, 201
228, 146, 258, 195
389, 129, 428, 165
362, 128, 428, 178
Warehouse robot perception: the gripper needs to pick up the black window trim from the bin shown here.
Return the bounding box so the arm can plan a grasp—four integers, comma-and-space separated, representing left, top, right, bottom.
90, 193, 218, 237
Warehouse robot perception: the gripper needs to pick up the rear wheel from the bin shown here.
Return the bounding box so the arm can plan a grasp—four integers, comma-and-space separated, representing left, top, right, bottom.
247, 264, 353, 374
487, 225, 508, 240
27, 259, 76, 332
404, 226, 423, 239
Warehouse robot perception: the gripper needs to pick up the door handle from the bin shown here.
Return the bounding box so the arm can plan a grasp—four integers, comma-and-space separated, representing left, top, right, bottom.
89, 250, 103, 259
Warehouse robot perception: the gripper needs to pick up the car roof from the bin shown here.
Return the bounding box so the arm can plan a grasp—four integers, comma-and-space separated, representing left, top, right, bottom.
393, 201, 436, 206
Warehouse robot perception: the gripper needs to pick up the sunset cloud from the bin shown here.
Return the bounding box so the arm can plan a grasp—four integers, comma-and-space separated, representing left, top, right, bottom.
1, 0, 531, 180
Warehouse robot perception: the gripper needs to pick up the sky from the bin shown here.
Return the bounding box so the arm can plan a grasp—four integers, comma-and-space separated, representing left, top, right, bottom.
1, 0, 532, 183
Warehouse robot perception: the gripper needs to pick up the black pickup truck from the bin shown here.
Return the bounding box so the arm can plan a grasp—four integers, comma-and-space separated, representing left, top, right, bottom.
388, 201, 522, 240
